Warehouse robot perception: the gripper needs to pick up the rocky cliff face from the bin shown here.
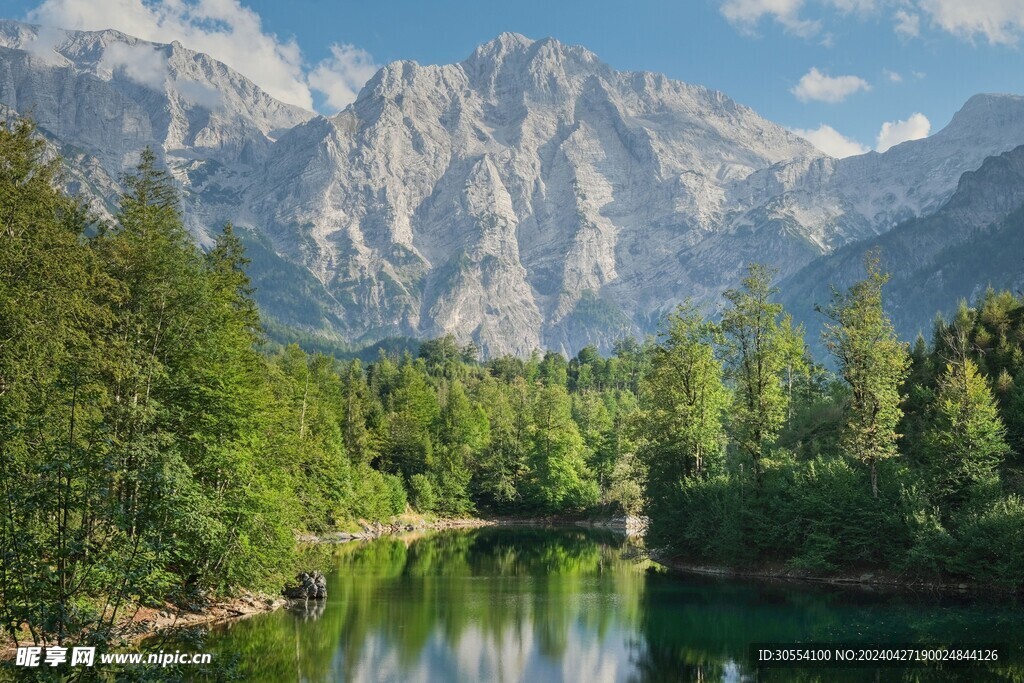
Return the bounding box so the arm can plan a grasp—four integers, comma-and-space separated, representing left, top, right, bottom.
780, 144, 1024, 346
0, 19, 313, 232
729, 93, 1024, 250
2, 21, 1023, 356
242, 33, 819, 355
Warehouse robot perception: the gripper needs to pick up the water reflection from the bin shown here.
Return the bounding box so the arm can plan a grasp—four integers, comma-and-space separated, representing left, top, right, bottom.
187, 528, 1023, 683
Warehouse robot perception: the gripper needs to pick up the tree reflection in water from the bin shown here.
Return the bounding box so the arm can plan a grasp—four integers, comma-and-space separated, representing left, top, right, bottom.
175, 528, 1023, 683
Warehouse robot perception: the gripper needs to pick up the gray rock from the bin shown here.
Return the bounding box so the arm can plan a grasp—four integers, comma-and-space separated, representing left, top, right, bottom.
283, 571, 327, 600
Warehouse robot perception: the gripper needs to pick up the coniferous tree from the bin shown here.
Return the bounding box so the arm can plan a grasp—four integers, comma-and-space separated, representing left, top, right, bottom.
528, 384, 598, 511
925, 358, 1010, 512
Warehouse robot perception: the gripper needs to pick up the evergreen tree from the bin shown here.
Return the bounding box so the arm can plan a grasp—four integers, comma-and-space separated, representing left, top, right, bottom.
925, 358, 1010, 511
528, 385, 598, 511
475, 378, 531, 507
340, 359, 377, 466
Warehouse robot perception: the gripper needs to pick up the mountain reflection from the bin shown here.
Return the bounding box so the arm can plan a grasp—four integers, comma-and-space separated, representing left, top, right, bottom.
187, 527, 1023, 683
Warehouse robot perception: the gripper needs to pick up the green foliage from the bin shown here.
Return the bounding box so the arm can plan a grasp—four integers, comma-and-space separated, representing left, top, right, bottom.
924, 358, 1010, 513
4, 114, 1024, 655
720, 264, 807, 467
822, 251, 911, 497
409, 473, 437, 513
527, 385, 599, 512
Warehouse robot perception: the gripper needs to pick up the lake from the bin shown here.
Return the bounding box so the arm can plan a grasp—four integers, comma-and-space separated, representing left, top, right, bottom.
177, 527, 1023, 682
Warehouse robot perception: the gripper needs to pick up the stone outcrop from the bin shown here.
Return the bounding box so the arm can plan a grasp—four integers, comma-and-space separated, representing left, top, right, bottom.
283, 572, 327, 600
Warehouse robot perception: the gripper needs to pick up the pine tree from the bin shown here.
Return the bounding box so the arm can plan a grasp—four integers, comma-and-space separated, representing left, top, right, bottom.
528, 384, 598, 511
476, 378, 531, 507
926, 358, 1010, 511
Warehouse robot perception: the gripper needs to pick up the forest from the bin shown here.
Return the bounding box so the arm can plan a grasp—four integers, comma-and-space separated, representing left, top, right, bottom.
2, 118, 1024, 652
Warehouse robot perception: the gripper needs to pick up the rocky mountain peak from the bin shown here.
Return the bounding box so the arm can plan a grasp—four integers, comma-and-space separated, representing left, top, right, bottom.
934, 93, 1024, 143
2, 22, 1022, 358
461, 33, 608, 97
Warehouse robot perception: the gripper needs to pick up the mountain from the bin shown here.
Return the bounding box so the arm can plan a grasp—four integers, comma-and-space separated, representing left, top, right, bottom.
240, 33, 823, 356
728, 94, 1024, 249
2, 21, 1023, 356
780, 144, 1024, 346
0, 20, 314, 231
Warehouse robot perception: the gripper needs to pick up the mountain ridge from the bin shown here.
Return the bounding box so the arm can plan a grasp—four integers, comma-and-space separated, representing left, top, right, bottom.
1, 20, 1022, 356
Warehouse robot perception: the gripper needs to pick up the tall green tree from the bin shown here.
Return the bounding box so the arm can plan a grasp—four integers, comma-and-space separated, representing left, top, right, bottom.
720, 263, 805, 469
639, 304, 729, 540
528, 385, 598, 511
822, 252, 910, 498
0, 119, 111, 645
475, 377, 531, 507
925, 358, 1010, 511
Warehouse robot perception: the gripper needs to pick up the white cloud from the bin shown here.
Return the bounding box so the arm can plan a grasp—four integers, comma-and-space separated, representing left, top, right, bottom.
829, 0, 878, 14
174, 78, 222, 108
883, 68, 903, 82
308, 43, 379, 111
791, 67, 870, 103
101, 42, 168, 90
720, 0, 1024, 46
719, 0, 881, 36
792, 123, 870, 157
22, 24, 66, 65
720, 0, 821, 36
876, 112, 930, 152
893, 9, 921, 37
26, 0, 378, 111
918, 0, 1024, 45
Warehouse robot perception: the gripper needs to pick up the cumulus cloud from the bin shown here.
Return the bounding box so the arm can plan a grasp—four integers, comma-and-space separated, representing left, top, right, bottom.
918, 0, 1024, 45
883, 68, 903, 82
893, 9, 921, 37
791, 67, 870, 103
101, 42, 168, 89
792, 124, 870, 157
720, 0, 821, 36
28, 0, 312, 107
308, 43, 379, 111
876, 112, 930, 152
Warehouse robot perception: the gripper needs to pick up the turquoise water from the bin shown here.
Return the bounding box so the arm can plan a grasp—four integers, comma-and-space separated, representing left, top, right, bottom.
179, 527, 1023, 682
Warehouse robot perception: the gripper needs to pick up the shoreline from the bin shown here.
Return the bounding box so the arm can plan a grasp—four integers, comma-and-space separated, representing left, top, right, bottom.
1, 591, 289, 660
650, 552, 1021, 596
1, 516, 493, 659
10, 517, 1014, 658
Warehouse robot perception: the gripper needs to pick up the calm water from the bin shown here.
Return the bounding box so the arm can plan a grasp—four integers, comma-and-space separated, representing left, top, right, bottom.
177, 527, 1024, 682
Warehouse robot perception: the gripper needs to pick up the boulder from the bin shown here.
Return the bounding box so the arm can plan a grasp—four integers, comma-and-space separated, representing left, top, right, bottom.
283, 571, 327, 600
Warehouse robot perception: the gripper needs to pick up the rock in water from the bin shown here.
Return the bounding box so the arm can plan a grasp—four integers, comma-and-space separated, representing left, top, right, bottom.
283, 571, 327, 600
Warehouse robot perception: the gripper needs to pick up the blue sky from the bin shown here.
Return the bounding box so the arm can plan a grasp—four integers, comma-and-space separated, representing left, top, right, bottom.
5, 0, 1023, 157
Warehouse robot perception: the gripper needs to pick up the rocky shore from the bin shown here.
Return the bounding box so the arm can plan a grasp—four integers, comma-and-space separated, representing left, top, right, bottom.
296, 517, 494, 543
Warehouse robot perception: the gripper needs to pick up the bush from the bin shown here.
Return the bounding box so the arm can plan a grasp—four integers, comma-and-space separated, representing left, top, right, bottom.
351, 465, 407, 520
947, 495, 1024, 587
